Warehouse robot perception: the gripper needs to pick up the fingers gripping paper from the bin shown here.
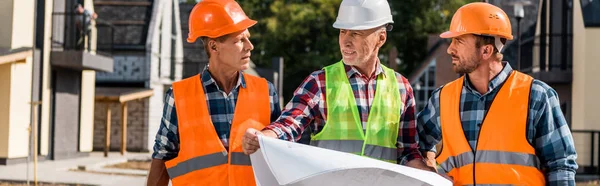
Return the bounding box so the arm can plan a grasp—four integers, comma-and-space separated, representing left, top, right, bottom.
250, 136, 452, 186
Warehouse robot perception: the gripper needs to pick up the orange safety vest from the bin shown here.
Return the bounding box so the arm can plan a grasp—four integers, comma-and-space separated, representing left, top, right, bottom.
436, 71, 545, 186
165, 73, 271, 186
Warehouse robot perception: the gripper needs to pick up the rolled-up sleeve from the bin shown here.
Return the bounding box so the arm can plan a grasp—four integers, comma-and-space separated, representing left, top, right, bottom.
152, 88, 180, 160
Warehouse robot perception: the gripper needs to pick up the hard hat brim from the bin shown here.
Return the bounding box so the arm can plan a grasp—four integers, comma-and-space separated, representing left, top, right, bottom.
333, 20, 393, 31
439, 31, 464, 39
187, 19, 257, 43
439, 31, 514, 40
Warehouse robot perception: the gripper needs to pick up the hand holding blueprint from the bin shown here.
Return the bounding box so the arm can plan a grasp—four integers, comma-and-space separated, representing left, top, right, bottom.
250, 135, 452, 186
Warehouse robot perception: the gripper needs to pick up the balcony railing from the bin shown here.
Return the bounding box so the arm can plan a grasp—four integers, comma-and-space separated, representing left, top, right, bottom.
572, 130, 600, 176
51, 12, 92, 51
519, 34, 573, 73
50, 12, 114, 72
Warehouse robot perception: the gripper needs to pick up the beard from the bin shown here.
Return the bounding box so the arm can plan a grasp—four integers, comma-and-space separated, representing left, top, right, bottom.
452, 53, 481, 74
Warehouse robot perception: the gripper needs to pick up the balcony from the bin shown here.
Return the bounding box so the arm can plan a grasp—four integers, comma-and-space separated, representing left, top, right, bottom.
519, 34, 573, 84
50, 13, 113, 72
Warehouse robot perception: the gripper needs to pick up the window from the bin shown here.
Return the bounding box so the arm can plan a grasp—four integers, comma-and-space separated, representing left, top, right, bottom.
413, 60, 437, 111
582, 0, 600, 27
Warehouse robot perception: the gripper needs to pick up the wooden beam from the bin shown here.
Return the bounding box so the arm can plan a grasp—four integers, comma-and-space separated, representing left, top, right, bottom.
119, 90, 154, 103
104, 104, 111, 157
94, 1, 152, 6
0, 50, 32, 65
120, 102, 128, 155
95, 97, 120, 102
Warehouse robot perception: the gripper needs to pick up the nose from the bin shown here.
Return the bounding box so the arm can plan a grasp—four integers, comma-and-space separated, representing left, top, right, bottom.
245, 39, 254, 51
447, 39, 455, 55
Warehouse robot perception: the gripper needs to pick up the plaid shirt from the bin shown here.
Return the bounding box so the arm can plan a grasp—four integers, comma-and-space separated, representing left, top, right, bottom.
152, 68, 282, 160
417, 62, 578, 186
264, 62, 423, 164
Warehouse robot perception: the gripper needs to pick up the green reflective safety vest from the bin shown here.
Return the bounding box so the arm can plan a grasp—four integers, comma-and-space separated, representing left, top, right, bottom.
311, 61, 402, 163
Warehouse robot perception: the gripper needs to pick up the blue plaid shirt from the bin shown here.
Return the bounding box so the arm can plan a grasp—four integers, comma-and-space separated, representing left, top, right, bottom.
152, 68, 282, 160
417, 62, 578, 186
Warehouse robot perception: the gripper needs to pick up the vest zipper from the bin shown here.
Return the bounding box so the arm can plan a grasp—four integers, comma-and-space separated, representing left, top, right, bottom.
470, 80, 505, 185
473, 103, 489, 186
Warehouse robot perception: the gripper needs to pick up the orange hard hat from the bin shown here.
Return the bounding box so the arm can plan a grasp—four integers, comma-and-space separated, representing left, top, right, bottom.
187, 0, 256, 43
440, 2, 513, 40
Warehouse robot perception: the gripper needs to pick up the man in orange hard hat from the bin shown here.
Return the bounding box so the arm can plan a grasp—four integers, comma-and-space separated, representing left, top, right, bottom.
417, 2, 578, 185
145, 0, 281, 185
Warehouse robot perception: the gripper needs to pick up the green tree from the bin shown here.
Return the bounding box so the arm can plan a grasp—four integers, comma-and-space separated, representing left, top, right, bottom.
241, 0, 342, 101
386, 0, 478, 74
240, 0, 476, 101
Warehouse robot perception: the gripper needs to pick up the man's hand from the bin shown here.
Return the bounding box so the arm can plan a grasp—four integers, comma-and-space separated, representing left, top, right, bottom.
146, 159, 170, 186
406, 158, 453, 182
424, 151, 437, 172
406, 158, 437, 172
242, 128, 277, 155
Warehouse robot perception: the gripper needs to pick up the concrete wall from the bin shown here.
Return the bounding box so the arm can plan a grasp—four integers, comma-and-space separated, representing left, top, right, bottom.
570, 0, 600, 167
79, 0, 98, 154
93, 99, 150, 151
0, 0, 14, 49
0, 0, 35, 160
0, 58, 33, 159
11, 0, 34, 49
8, 58, 33, 158
0, 0, 35, 49
40, 0, 55, 156
79, 70, 96, 152
574, 28, 600, 167
52, 69, 82, 160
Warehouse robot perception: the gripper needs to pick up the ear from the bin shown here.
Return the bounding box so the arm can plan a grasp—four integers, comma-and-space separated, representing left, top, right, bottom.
378, 31, 387, 47
481, 44, 493, 60
209, 40, 218, 52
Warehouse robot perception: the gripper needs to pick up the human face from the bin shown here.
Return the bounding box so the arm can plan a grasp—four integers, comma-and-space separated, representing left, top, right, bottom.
213, 29, 254, 71
447, 34, 482, 74
338, 27, 384, 67
76, 5, 84, 14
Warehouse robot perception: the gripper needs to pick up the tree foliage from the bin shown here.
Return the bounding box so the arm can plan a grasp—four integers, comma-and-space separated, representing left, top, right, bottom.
239, 0, 477, 101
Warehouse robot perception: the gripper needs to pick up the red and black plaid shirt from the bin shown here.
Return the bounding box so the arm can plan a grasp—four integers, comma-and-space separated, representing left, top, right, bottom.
265, 62, 423, 164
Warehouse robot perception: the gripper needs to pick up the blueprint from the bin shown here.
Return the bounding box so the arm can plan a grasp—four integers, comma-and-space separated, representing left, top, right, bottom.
250, 135, 452, 186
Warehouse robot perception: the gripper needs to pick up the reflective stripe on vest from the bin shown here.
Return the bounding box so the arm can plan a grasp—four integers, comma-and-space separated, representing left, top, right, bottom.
310, 140, 397, 161
439, 150, 540, 172
167, 151, 253, 179
165, 73, 271, 186
167, 151, 228, 178
311, 61, 402, 163
436, 71, 545, 185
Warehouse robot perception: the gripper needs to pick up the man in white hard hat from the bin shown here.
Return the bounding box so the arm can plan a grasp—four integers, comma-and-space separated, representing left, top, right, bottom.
242, 0, 433, 171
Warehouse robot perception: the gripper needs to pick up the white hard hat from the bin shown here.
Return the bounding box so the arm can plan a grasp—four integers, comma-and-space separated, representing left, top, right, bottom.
333, 0, 394, 31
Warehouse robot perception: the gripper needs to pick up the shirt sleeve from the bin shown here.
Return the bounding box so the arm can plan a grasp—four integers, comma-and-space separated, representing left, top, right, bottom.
264, 71, 322, 142
151, 88, 180, 160
528, 81, 578, 186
